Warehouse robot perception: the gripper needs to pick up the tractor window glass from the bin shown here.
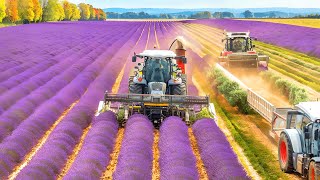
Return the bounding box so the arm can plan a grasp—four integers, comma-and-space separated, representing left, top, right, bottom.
289, 114, 296, 129
295, 114, 304, 130
145, 58, 170, 82
231, 38, 246, 52
301, 116, 312, 129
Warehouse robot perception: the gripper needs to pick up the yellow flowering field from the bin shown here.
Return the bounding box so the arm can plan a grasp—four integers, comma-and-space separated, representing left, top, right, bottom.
237, 18, 320, 28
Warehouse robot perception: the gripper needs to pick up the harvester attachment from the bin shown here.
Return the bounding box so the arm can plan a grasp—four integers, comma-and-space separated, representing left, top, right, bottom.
97, 92, 213, 127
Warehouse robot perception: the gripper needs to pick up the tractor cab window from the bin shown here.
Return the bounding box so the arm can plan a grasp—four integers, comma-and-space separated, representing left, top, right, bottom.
293, 114, 311, 130
145, 58, 170, 83
301, 116, 312, 129
230, 38, 247, 52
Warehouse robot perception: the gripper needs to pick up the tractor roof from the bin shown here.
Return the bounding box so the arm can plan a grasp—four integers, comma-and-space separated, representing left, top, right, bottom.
226, 32, 250, 38
138, 50, 176, 58
296, 102, 320, 121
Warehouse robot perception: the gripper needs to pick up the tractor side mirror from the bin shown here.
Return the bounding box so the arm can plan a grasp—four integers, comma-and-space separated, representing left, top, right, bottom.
182, 57, 187, 64
132, 56, 137, 62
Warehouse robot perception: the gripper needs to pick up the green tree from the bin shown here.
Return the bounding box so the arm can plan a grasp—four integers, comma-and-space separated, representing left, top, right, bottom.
159, 13, 168, 19
18, 0, 34, 22
0, 0, 6, 22
243, 10, 253, 18
32, 0, 42, 22
57, 1, 64, 20
42, 0, 64, 21
63, 0, 72, 20
88, 4, 95, 19
189, 11, 212, 19
78, 3, 89, 20
70, 3, 80, 20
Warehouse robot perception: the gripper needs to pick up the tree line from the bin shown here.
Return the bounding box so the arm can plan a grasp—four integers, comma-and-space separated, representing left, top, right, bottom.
294, 14, 320, 18
0, 0, 106, 23
106, 11, 235, 19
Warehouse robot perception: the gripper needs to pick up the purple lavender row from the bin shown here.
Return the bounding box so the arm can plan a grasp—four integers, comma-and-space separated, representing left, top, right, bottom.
0, 22, 123, 68
0, 24, 123, 98
0, 23, 125, 113
58, 111, 118, 180
0, 49, 87, 109
0, 30, 122, 142
188, 19, 320, 58
159, 116, 199, 180
192, 119, 249, 179
0, 23, 144, 178
0, 23, 125, 77
11, 23, 145, 179
0, 25, 123, 94
113, 114, 154, 180
0, 24, 100, 80
0, 24, 127, 110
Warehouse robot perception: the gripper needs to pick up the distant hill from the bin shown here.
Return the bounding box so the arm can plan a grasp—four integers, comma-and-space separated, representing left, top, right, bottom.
104, 8, 320, 18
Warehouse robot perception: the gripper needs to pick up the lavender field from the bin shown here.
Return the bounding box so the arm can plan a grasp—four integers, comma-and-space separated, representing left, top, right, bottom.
0, 21, 249, 179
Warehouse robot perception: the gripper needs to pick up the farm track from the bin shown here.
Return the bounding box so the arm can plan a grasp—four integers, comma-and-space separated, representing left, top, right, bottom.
188, 128, 209, 180
101, 128, 125, 179
57, 124, 92, 179
152, 130, 160, 180
1, 20, 315, 179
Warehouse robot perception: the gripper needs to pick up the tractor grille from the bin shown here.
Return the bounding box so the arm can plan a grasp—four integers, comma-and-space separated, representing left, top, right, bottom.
151, 83, 165, 91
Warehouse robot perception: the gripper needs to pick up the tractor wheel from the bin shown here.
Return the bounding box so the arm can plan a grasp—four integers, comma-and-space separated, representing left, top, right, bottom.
171, 81, 187, 95
308, 161, 320, 180
129, 78, 142, 94
278, 133, 294, 172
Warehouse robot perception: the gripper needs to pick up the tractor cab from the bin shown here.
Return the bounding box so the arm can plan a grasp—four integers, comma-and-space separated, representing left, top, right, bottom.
131, 50, 187, 95
223, 32, 254, 53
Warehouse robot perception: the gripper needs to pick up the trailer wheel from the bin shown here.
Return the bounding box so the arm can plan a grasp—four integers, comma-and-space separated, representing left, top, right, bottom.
129, 78, 142, 94
278, 133, 294, 172
308, 161, 320, 180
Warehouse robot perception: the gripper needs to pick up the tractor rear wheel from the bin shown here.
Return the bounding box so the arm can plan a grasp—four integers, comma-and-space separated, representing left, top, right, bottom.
129, 78, 142, 94
278, 133, 294, 172
308, 161, 320, 180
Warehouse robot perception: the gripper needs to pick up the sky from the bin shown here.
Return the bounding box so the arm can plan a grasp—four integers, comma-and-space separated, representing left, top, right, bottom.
70, 0, 320, 9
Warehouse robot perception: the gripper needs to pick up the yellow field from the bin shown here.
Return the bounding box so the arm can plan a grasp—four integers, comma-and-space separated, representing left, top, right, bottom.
237, 18, 320, 28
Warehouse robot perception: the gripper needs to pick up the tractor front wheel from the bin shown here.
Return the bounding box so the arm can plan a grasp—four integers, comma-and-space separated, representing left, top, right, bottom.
171, 82, 187, 95
278, 133, 294, 172
308, 161, 320, 180
129, 78, 142, 94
